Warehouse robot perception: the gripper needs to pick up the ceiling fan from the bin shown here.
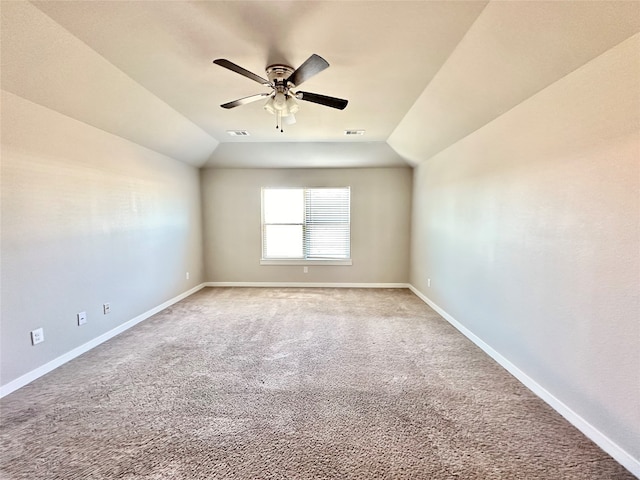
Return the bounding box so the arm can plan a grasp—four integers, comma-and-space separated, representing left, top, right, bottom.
213, 54, 348, 132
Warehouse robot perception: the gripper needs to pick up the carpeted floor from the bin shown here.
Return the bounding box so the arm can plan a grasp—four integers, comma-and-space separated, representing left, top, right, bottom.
0, 287, 634, 479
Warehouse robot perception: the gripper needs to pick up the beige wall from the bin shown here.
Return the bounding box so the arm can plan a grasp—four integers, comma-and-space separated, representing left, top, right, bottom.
0, 91, 204, 386
410, 35, 639, 460
201, 167, 412, 284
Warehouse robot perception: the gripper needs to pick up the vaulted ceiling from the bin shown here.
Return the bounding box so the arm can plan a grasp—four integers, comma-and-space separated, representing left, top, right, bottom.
2, 1, 638, 168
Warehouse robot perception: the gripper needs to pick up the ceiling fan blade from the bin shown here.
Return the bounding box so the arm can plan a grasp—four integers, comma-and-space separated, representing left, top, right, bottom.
296, 91, 348, 110
221, 93, 270, 109
287, 54, 329, 87
214, 59, 272, 86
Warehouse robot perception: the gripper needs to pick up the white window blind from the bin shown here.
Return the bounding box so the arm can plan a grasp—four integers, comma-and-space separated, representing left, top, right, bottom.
262, 187, 350, 261
304, 188, 350, 259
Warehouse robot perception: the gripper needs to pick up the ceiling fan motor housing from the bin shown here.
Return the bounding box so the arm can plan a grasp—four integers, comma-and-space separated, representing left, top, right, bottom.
266, 65, 295, 87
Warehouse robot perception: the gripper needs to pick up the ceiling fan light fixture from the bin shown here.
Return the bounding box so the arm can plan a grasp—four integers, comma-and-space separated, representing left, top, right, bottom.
264, 96, 275, 114
273, 91, 287, 111
286, 95, 299, 115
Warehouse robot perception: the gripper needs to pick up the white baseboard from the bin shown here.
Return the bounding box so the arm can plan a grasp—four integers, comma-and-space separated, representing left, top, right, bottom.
407, 284, 640, 478
204, 282, 411, 288
0, 283, 206, 398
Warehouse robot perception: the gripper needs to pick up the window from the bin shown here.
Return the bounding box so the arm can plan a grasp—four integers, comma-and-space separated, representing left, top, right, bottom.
261, 187, 351, 265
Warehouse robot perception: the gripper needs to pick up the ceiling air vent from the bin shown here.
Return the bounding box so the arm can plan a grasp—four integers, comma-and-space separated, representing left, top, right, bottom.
227, 130, 250, 136
344, 130, 365, 136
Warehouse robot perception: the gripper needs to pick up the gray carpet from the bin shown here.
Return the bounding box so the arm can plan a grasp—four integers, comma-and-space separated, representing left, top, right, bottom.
0, 287, 634, 479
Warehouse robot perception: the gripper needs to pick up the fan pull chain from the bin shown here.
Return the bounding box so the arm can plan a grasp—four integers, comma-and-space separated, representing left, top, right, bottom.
276, 111, 284, 133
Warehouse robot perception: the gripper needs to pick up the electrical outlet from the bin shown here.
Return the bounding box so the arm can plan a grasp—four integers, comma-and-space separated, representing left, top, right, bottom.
186, 271, 190, 280
31, 328, 44, 345
427, 278, 431, 288
303, 266, 308, 273
77, 311, 87, 326
103, 303, 111, 315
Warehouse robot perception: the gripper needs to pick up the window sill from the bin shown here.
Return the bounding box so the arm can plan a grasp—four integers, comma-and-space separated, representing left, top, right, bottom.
260, 259, 352, 266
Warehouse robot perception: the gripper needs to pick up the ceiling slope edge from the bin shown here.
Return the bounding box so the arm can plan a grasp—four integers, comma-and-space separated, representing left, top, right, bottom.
1, 1, 219, 168
0, 88, 210, 176
205, 141, 410, 169
386, 0, 640, 167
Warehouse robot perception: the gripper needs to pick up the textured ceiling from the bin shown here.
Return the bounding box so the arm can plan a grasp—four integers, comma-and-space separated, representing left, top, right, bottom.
1, 1, 638, 168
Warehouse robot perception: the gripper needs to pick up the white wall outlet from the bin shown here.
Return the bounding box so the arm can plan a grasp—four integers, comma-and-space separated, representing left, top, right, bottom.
303, 266, 309, 273
186, 271, 190, 280
77, 311, 87, 326
103, 303, 111, 314
427, 278, 431, 287
31, 328, 44, 345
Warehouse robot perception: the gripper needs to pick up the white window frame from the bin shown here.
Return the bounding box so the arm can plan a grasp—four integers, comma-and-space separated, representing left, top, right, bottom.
260, 187, 352, 266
